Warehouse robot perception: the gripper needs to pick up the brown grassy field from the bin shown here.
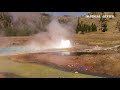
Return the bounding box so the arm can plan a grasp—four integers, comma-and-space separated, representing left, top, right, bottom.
73, 32, 120, 47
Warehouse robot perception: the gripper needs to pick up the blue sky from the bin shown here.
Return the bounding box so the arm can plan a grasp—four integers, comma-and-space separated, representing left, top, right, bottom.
44, 12, 87, 16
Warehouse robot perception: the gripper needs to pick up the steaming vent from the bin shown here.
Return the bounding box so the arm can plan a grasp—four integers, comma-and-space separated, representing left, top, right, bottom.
59, 39, 71, 48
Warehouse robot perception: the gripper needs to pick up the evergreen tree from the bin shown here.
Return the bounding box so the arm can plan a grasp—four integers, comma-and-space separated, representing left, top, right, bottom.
88, 25, 91, 32
116, 20, 120, 32
102, 22, 107, 32
76, 17, 80, 33
91, 23, 94, 32
90, 23, 97, 32
80, 23, 84, 34
91, 23, 93, 32
84, 24, 87, 33
86, 24, 89, 32
93, 24, 97, 32
95, 24, 97, 31
100, 13, 107, 32
101, 12, 105, 16
113, 12, 116, 17
100, 15, 106, 23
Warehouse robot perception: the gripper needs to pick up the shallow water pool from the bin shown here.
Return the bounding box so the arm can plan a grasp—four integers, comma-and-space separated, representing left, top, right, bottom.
0, 46, 37, 55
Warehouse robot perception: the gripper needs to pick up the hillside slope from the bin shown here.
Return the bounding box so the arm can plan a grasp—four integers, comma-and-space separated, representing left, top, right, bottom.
79, 12, 120, 32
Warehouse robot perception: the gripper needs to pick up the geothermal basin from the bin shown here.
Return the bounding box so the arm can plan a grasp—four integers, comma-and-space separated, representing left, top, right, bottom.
0, 45, 120, 78
0, 45, 103, 78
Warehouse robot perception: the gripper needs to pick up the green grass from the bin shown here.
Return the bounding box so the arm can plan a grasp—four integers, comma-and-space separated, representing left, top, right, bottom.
0, 56, 100, 78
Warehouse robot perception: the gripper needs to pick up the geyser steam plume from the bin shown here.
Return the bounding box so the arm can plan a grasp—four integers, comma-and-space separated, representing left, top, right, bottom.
28, 19, 74, 50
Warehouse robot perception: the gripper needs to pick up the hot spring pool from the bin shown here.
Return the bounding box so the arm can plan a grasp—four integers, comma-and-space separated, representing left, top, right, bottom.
0, 46, 37, 55
0, 46, 102, 78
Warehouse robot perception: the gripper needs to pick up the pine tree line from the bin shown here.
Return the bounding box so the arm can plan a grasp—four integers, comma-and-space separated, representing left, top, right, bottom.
76, 17, 97, 34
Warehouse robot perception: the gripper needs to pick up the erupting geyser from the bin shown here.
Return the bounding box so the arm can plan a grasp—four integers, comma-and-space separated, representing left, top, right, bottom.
59, 39, 71, 48
27, 19, 73, 51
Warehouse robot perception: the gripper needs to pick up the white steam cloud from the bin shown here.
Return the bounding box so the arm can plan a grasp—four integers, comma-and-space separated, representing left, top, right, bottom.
27, 19, 73, 50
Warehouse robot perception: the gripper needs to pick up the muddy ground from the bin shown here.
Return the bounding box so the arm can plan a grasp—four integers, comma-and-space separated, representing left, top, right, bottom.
9, 51, 120, 77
